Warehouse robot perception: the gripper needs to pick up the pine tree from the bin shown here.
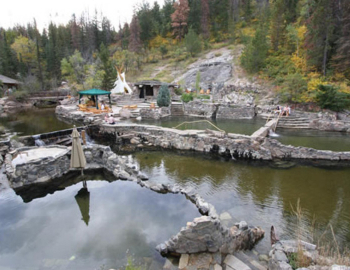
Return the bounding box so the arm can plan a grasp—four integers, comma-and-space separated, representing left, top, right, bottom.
333, 0, 350, 79
241, 23, 269, 73
137, 2, 154, 47
305, 0, 337, 76
160, 0, 175, 37
185, 28, 202, 56
188, 0, 201, 34
270, 0, 285, 51
0, 30, 18, 78
157, 83, 171, 107
99, 43, 116, 91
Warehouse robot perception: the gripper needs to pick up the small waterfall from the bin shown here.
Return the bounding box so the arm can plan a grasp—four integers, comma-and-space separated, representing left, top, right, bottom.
33, 135, 46, 146
269, 130, 280, 137
85, 132, 94, 145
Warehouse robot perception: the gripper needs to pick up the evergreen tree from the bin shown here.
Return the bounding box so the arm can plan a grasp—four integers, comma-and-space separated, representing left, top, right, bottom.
185, 28, 202, 56
241, 23, 269, 73
160, 0, 175, 37
270, 0, 286, 51
0, 30, 18, 78
188, 0, 201, 34
305, 0, 337, 76
137, 2, 154, 47
33, 20, 44, 90
99, 43, 116, 91
121, 23, 130, 50
157, 83, 171, 107
333, 0, 350, 79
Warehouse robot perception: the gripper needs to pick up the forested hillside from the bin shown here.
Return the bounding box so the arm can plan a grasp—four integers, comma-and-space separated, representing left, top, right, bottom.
0, 0, 350, 109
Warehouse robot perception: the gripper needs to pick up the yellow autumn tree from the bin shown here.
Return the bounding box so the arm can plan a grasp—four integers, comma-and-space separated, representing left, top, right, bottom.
11, 35, 36, 73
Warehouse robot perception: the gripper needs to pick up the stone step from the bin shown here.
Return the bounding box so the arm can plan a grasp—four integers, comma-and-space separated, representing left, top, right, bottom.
224, 255, 251, 270
233, 252, 268, 270
278, 123, 310, 127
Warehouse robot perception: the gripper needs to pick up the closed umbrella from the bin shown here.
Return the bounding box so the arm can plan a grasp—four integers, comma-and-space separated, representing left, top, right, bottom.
70, 126, 86, 175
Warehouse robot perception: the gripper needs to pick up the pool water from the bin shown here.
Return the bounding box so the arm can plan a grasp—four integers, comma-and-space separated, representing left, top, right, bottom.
0, 174, 199, 270
275, 128, 350, 151
0, 108, 74, 136
139, 116, 266, 136
134, 151, 350, 254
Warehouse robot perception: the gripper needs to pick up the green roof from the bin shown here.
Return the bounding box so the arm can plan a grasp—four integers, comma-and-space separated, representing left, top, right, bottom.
78, 89, 111, 95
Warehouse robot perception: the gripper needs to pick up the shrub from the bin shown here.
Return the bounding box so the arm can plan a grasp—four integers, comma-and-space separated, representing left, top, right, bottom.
174, 87, 183, 95
316, 84, 350, 112
181, 93, 193, 103
157, 83, 170, 107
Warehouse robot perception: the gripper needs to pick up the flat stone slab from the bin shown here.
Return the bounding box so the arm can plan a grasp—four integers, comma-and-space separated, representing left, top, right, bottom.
224, 255, 251, 270
11, 147, 68, 167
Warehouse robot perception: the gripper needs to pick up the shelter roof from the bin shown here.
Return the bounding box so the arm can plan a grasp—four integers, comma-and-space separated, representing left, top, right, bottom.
134, 80, 178, 87
0, 74, 22, 85
78, 89, 111, 95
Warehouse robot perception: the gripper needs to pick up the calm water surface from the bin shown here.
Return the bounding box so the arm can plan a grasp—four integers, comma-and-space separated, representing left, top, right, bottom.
0, 108, 74, 136
140, 116, 265, 136
0, 175, 199, 269
275, 128, 350, 151
134, 151, 350, 253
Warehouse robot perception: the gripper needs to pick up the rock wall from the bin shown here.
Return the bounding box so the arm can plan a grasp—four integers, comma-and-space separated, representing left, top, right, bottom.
216, 104, 256, 119
182, 101, 256, 119
5, 146, 70, 188
139, 107, 170, 119
157, 216, 264, 255
183, 101, 217, 118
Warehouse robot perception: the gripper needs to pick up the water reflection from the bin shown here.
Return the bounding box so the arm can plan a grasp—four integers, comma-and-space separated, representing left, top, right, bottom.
0, 173, 199, 269
75, 182, 90, 226
134, 151, 350, 253
0, 108, 75, 136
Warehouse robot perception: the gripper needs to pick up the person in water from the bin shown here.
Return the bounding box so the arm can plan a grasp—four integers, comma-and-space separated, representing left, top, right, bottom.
108, 114, 116, 124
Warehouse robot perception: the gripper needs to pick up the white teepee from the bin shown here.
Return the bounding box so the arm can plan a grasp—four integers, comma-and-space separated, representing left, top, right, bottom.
111, 70, 133, 95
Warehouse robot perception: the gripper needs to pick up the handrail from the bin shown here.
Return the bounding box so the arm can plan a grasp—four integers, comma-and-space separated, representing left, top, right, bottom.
266, 111, 274, 123
273, 111, 283, 131
173, 120, 225, 133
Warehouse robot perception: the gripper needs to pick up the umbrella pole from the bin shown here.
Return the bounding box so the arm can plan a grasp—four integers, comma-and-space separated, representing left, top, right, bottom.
81, 168, 84, 176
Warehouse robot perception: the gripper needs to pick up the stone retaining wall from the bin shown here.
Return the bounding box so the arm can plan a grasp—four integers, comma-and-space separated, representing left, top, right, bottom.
97, 123, 272, 160
216, 104, 256, 119
183, 101, 217, 118
95, 123, 350, 163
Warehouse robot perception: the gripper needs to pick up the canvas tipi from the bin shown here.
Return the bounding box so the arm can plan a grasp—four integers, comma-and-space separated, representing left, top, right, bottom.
110, 67, 133, 95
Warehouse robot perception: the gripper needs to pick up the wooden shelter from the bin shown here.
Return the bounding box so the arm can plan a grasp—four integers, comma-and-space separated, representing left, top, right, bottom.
134, 80, 178, 99
0, 74, 22, 93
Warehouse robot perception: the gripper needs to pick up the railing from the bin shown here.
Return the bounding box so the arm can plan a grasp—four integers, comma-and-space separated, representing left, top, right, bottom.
173, 120, 225, 133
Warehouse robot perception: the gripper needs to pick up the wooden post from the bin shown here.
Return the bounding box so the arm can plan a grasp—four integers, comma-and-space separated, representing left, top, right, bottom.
81, 130, 86, 145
